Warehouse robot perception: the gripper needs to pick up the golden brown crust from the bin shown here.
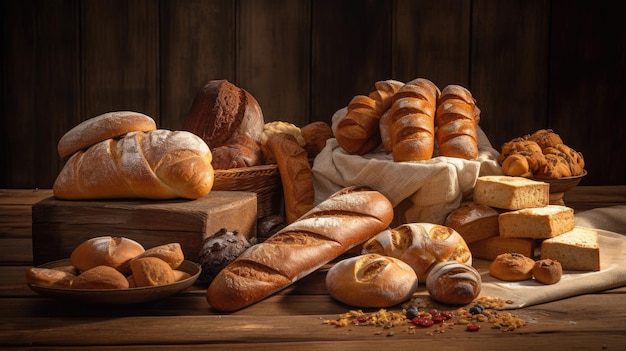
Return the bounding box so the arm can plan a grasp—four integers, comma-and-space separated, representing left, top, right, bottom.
300, 121, 334, 157
132, 243, 184, 270
335, 95, 382, 155
325, 254, 419, 308
426, 261, 481, 305
71, 265, 130, 289
435, 85, 480, 160
211, 135, 263, 169
129, 257, 176, 287
26, 267, 75, 288
532, 258, 563, 285
70, 236, 145, 274
57, 111, 157, 160
444, 202, 500, 244
488, 253, 535, 281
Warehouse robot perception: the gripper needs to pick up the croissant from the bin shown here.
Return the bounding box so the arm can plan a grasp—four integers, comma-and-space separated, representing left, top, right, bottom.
335, 80, 403, 155
434, 85, 480, 160
53, 130, 214, 200
381, 79, 439, 161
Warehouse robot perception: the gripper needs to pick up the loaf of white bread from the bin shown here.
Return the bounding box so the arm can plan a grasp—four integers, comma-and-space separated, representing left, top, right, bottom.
206, 186, 394, 311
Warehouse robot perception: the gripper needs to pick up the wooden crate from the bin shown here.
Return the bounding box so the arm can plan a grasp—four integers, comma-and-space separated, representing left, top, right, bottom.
31, 191, 257, 265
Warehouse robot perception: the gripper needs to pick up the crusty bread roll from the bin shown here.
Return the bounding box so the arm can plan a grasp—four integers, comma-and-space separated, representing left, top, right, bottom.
426, 261, 481, 305
488, 253, 535, 281
70, 236, 145, 274
325, 254, 418, 308
183, 79, 265, 149
71, 265, 130, 290
132, 243, 184, 270
206, 186, 394, 311
335, 80, 404, 155
381, 78, 439, 161
129, 257, 176, 287
444, 202, 500, 244
265, 133, 314, 223
53, 129, 214, 200
260, 121, 306, 163
211, 135, 263, 169
434, 85, 480, 160
57, 111, 157, 160
362, 223, 472, 282
300, 121, 333, 157
532, 259, 562, 285
25, 267, 75, 288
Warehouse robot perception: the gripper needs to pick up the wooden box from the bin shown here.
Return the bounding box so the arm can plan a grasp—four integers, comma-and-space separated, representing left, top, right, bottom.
31, 191, 257, 265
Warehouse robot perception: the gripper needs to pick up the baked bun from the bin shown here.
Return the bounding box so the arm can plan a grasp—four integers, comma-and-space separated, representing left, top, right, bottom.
488, 253, 535, 281
183, 79, 265, 149
325, 254, 418, 308
532, 259, 562, 285
300, 121, 333, 157
362, 223, 472, 282
211, 135, 263, 169
129, 257, 176, 287
426, 261, 481, 305
71, 265, 130, 289
57, 111, 156, 160
70, 236, 145, 274
132, 243, 184, 270
25, 267, 75, 288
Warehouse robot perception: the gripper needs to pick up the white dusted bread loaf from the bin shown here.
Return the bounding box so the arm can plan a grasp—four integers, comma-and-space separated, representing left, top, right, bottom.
325, 254, 418, 308
361, 223, 471, 282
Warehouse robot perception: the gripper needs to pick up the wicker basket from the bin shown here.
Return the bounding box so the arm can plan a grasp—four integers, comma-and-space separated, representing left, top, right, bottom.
212, 164, 283, 218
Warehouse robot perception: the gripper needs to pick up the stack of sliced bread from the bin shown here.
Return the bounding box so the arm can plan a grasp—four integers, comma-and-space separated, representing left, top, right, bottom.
445, 175, 600, 271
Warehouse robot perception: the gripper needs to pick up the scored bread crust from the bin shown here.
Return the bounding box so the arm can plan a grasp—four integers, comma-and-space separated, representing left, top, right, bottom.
57, 111, 156, 160
70, 236, 145, 274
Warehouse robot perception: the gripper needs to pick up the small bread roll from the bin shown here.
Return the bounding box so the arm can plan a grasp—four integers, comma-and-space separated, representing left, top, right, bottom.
489, 253, 535, 281
132, 243, 184, 270
426, 261, 481, 305
325, 254, 418, 308
532, 259, 563, 285
130, 257, 176, 287
300, 121, 333, 157
71, 265, 129, 289
26, 267, 75, 288
71, 236, 145, 274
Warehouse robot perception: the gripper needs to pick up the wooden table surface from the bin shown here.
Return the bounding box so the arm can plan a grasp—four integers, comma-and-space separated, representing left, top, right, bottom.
1, 187, 625, 350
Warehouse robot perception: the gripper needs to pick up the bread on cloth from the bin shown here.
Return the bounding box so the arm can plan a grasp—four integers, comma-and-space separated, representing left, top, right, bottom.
361, 223, 472, 282
325, 254, 418, 308
313, 82, 501, 225
532, 259, 563, 285
70, 236, 145, 274
57, 111, 156, 160
206, 186, 394, 311
488, 253, 535, 281
53, 129, 214, 200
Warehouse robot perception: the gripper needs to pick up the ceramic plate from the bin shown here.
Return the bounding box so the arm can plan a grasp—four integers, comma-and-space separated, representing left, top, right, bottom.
28, 259, 201, 305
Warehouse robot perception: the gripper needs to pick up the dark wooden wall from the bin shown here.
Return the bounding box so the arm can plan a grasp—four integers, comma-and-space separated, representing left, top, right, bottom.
2, 0, 624, 189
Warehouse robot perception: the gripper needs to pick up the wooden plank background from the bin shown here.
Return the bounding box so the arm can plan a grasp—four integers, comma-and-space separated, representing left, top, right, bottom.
1, 0, 624, 189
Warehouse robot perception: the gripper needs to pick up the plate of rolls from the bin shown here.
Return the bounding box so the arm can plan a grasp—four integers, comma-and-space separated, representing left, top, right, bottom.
26, 237, 201, 305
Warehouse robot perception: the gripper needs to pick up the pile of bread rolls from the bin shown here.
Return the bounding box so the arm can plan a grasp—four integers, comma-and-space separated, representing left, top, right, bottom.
499, 129, 585, 179
26, 236, 191, 290
53, 111, 215, 200
335, 78, 482, 161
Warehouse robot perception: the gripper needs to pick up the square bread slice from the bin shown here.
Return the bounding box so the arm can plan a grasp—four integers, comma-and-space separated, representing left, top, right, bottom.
541, 227, 600, 271
473, 176, 549, 210
499, 205, 575, 239
468, 236, 535, 261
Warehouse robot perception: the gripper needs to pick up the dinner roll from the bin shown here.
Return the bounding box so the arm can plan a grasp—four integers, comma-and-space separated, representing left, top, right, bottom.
532, 259, 563, 285
426, 261, 481, 305
70, 236, 145, 274
25, 267, 75, 288
129, 257, 176, 287
132, 243, 184, 270
325, 254, 419, 308
488, 253, 535, 281
71, 265, 129, 289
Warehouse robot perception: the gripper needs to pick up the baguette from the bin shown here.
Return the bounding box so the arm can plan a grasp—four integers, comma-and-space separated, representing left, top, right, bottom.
53, 129, 214, 200
265, 133, 315, 224
435, 85, 480, 160
206, 186, 394, 311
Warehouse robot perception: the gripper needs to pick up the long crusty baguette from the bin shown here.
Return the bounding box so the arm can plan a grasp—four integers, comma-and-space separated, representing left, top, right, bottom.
53, 129, 214, 200
265, 133, 314, 224
206, 186, 394, 311
435, 85, 480, 160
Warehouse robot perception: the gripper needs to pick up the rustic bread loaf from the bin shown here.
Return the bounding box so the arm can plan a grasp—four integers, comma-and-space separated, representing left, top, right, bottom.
325, 254, 418, 308
362, 223, 472, 282
70, 236, 145, 274
444, 202, 500, 243
473, 175, 549, 210
499, 205, 575, 239
53, 129, 214, 200
426, 261, 481, 305
205, 186, 394, 311
434, 85, 480, 160
540, 227, 600, 271
57, 111, 157, 160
